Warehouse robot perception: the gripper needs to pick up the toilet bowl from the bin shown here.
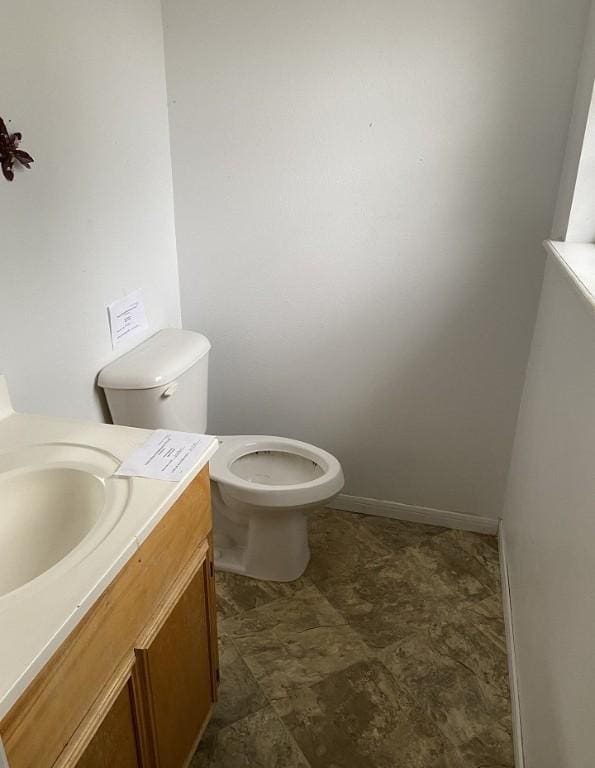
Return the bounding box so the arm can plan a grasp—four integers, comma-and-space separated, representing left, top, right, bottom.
210, 435, 344, 581
98, 328, 345, 583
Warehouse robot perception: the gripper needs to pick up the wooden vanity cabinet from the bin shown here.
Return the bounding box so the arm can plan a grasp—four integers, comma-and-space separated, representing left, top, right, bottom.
0, 467, 219, 768
75, 679, 141, 768
133, 556, 217, 768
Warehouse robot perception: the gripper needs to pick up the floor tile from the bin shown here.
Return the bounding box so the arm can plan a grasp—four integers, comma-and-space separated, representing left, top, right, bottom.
358, 514, 447, 551
427, 600, 510, 698
209, 633, 269, 732
310, 543, 460, 649
222, 583, 370, 701
439, 528, 501, 593
306, 508, 393, 583
465, 593, 507, 652
410, 532, 496, 602
191, 707, 311, 768
215, 569, 311, 620
279, 659, 451, 768
379, 618, 511, 753
429, 728, 514, 768
221, 582, 345, 640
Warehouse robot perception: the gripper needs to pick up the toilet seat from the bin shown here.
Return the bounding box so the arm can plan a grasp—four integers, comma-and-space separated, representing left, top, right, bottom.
210, 435, 344, 508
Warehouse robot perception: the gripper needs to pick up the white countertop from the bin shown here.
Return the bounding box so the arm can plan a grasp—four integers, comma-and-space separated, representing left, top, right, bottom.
0, 378, 218, 721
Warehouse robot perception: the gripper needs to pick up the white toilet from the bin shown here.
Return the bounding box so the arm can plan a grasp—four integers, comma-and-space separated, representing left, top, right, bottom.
98, 328, 344, 582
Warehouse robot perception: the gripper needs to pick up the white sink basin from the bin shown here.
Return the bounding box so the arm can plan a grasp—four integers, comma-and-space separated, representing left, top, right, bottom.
0, 444, 130, 600
0, 468, 106, 596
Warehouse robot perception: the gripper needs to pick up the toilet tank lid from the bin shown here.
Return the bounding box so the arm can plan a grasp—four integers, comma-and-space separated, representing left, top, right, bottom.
98, 328, 211, 390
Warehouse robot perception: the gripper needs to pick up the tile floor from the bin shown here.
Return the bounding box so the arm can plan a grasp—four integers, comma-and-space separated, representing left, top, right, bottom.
191, 509, 513, 768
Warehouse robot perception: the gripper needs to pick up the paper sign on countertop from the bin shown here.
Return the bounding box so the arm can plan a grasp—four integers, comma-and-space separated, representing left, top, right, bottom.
115, 430, 214, 482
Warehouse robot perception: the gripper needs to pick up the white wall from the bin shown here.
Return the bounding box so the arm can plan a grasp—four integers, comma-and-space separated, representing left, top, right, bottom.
552, 2, 595, 242
0, 0, 181, 421
163, 0, 589, 518
553, 2, 595, 242
565, 81, 595, 241
502, 256, 595, 768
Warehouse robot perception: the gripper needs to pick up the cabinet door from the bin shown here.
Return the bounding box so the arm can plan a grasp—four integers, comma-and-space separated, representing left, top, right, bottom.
75, 679, 140, 768
135, 556, 217, 768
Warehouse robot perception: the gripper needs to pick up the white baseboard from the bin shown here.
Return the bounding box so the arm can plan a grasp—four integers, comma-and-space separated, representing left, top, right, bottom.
329, 493, 499, 535
498, 522, 525, 768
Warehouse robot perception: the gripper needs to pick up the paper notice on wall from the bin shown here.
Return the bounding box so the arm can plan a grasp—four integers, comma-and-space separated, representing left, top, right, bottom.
107, 289, 149, 349
114, 430, 214, 481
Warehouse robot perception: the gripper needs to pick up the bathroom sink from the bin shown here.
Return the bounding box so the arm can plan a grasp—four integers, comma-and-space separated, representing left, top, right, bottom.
0, 444, 130, 600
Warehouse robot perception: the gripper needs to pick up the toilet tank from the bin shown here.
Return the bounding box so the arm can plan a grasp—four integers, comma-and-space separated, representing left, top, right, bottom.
98, 329, 211, 432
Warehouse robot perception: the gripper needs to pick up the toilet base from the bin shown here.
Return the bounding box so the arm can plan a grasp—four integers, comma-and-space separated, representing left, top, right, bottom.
214, 540, 310, 583
211, 483, 311, 582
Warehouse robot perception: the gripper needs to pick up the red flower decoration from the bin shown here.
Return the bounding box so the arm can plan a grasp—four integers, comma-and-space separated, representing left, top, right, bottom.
0, 116, 34, 181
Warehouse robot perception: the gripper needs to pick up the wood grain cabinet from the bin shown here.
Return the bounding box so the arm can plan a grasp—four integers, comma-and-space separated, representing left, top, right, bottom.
133, 557, 217, 768
0, 467, 219, 768
75, 681, 141, 768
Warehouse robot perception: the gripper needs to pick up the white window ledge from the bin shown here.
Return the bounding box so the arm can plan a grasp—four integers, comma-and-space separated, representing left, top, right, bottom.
544, 240, 595, 311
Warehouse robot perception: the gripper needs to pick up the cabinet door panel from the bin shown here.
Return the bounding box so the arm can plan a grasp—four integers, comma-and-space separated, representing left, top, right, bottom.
75, 681, 140, 768
136, 561, 215, 768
